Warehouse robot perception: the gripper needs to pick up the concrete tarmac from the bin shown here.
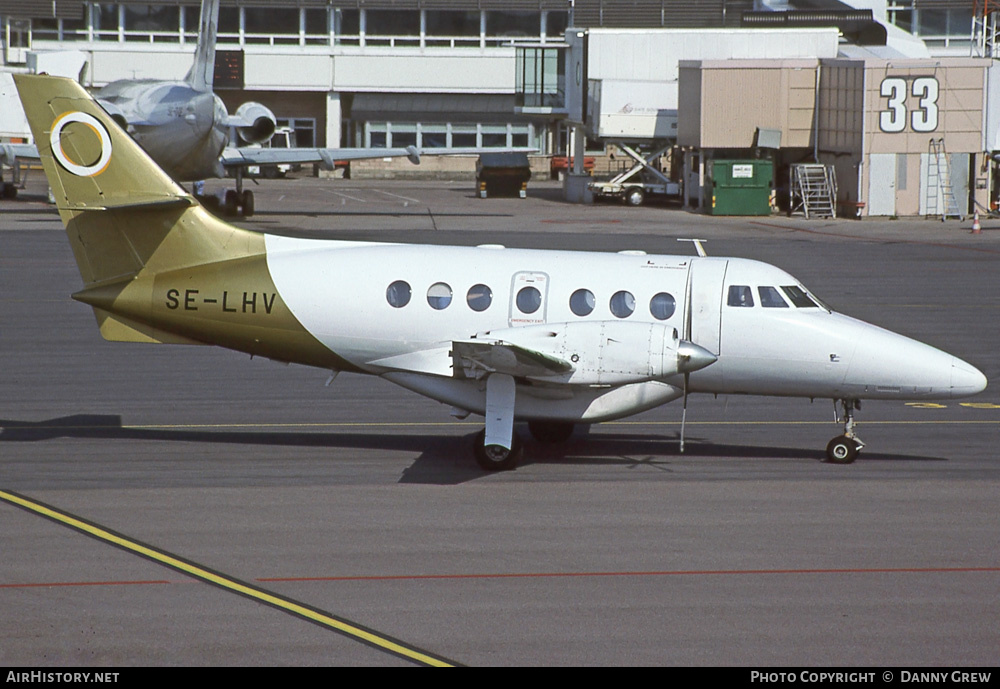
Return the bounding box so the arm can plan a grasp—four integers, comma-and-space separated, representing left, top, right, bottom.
1, 176, 998, 666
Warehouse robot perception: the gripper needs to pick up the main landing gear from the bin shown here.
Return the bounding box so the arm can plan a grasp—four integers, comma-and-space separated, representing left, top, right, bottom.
527, 421, 575, 444
472, 373, 578, 471
473, 421, 576, 471
224, 167, 255, 217
827, 398, 864, 464
223, 188, 254, 217
474, 428, 523, 471
474, 373, 519, 471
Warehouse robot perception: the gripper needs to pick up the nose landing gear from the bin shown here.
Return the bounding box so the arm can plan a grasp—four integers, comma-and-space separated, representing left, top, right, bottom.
827, 399, 864, 464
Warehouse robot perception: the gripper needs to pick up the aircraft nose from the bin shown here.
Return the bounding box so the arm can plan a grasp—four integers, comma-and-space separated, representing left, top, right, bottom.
950, 357, 988, 398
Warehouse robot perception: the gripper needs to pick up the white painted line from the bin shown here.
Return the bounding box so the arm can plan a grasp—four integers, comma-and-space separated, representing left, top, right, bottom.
320, 188, 368, 203
373, 189, 422, 204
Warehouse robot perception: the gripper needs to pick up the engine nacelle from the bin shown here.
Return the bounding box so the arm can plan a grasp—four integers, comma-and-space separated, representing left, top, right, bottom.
96, 99, 129, 131
233, 102, 276, 144
478, 321, 717, 386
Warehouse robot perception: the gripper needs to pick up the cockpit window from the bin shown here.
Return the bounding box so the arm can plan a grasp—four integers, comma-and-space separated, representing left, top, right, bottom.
727, 285, 754, 307
781, 285, 819, 308
758, 286, 789, 308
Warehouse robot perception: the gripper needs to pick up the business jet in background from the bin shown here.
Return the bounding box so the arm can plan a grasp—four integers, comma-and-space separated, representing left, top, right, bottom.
4, 0, 529, 217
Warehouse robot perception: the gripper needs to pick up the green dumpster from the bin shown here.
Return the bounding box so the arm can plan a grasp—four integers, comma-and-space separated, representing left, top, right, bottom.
708, 159, 773, 216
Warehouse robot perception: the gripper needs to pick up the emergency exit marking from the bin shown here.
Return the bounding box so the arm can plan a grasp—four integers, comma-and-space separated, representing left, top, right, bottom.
879, 76, 939, 133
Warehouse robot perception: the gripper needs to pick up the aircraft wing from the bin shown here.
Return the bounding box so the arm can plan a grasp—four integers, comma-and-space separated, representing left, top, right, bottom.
219, 146, 536, 170
366, 338, 573, 381
452, 339, 573, 380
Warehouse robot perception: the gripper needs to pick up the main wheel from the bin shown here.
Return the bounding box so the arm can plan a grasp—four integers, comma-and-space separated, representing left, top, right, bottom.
624, 187, 645, 206
826, 435, 860, 464
241, 189, 255, 217
224, 190, 239, 216
2, 183, 17, 200
474, 428, 523, 471
528, 421, 574, 444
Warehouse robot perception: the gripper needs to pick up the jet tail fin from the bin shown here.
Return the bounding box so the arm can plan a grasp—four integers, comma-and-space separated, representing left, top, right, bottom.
14, 72, 260, 290
183, 0, 219, 92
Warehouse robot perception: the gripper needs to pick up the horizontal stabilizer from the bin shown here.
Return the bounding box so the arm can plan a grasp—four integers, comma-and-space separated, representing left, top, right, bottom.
92, 308, 204, 345
65, 194, 194, 212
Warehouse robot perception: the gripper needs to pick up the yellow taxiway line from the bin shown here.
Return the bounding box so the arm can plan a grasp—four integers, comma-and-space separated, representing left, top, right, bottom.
0, 489, 458, 667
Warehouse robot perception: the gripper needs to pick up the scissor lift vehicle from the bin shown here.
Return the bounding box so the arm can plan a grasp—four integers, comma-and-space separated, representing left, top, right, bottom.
588, 141, 681, 206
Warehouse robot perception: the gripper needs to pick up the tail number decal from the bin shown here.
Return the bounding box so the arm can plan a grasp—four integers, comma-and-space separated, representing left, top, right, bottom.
50, 112, 113, 177
166, 289, 277, 315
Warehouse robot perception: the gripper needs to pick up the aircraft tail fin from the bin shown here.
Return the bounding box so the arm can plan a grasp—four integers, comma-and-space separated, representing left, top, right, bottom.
183, 0, 219, 92
14, 72, 260, 290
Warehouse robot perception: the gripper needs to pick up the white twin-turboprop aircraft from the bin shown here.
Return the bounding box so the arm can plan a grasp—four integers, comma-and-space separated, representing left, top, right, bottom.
16, 74, 987, 470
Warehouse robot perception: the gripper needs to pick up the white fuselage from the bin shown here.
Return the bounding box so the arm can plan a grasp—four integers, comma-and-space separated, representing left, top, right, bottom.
263, 237, 986, 423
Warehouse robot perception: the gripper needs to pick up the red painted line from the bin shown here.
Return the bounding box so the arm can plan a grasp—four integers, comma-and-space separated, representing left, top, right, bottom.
258, 566, 1000, 583
0, 579, 172, 589
7, 567, 996, 590
541, 219, 622, 224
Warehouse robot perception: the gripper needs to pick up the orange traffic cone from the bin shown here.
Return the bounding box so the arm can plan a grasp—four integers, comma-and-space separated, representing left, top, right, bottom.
971, 211, 981, 234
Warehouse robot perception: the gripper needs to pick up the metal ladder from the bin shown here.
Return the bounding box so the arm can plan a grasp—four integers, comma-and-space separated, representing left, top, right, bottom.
926, 139, 964, 221
790, 164, 836, 219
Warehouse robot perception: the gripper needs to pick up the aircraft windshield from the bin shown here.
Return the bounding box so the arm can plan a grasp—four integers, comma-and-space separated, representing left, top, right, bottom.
781, 285, 819, 308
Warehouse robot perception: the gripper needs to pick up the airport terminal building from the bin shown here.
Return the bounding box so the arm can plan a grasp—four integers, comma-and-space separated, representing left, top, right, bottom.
2, 0, 999, 216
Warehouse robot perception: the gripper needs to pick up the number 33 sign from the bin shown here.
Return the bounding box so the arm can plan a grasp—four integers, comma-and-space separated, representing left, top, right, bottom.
879, 76, 939, 133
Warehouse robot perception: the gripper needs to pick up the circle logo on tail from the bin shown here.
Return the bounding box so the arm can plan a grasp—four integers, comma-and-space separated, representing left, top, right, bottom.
50, 111, 113, 177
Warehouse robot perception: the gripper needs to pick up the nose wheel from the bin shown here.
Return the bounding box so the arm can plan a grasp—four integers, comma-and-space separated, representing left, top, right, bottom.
827, 399, 864, 464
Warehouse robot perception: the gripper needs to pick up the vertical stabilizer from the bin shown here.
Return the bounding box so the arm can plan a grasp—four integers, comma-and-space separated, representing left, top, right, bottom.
183, 0, 220, 92
14, 73, 260, 288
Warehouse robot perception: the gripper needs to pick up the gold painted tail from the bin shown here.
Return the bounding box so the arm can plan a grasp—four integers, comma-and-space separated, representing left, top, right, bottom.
15, 74, 264, 343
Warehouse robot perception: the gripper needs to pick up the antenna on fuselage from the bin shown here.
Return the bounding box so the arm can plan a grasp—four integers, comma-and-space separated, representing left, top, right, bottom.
677, 238, 708, 257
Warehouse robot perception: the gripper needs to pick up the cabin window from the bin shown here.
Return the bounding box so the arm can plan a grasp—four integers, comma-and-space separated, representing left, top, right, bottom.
609, 290, 635, 318
649, 292, 676, 320
516, 286, 542, 314
758, 286, 789, 308
781, 285, 819, 308
467, 284, 493, 312
727, 285, 754, 307
427, 282, 453, 310
569, 288, 595, 316
386, 280, 411, 308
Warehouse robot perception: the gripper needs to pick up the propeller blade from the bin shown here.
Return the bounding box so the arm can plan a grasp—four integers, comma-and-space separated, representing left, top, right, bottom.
680, 372, 688, 454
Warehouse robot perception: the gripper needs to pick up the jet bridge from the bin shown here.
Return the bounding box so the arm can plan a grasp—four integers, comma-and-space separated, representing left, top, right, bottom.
584, 79, 682, 205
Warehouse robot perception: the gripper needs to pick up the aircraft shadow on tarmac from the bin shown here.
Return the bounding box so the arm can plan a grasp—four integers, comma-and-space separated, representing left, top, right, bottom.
1, 415, 946, 485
